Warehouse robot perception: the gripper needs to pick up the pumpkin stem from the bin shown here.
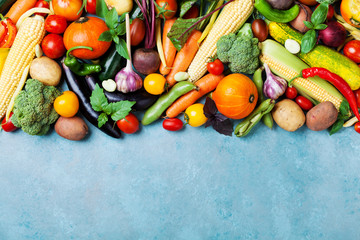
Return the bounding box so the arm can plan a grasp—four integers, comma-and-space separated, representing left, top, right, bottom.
75, 17, 89, 24
249, 94, 255, 103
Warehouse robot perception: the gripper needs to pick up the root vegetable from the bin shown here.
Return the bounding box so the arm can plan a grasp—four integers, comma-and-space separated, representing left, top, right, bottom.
272, 99, 305, 132
29, 56, 62, 86
290, 4, 312, 33
55, 116, 88, 141
306, 101, 338, 131
133, 48, 160, 75
266, 0, 294, 10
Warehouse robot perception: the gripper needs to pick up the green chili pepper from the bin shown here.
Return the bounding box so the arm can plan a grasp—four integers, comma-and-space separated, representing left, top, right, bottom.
234, 99, 275, 137
254, 0, 300, 23
253, 68, 273, 129
142, 81, 197, 125
64, 46, 102, 76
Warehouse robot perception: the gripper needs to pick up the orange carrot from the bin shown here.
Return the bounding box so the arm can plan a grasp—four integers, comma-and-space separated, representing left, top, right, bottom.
166, 73, 224, 118
166, 30, 202, 87
159, 18, 177, 76
5, 0, 37, 24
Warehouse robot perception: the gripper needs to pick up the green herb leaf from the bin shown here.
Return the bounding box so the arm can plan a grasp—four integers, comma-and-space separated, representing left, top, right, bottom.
90, 84, 108, 112
339, 100, 350, 116
110, 101, 136, 121
96, 0, 109, 18
115, 38, 130, 60
115, 22, 126, 36
329, 119, 344, 135
301, 29, 317, 54
98, 31, 113, 42
311, 3, 329, 26
314, 24, 328, 30
180, 0, 197, 18
303, 21, 314, 29
98, 113, 109, 128
105, 8, 119, 29
167, 17, 200, 51
113, 35, 120, 44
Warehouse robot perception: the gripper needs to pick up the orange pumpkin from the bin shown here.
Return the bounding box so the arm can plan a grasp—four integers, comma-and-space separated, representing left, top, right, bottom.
212, 73, 258, 119
341, 0, 360, 28
63, 17, 111, 60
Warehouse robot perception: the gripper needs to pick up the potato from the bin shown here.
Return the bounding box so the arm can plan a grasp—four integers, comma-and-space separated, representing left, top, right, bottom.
306, 101, 338, 131
55, 116, 88, 141
290, 4, 312, 33
272, 99, 305, 132
30, 56, 61, 86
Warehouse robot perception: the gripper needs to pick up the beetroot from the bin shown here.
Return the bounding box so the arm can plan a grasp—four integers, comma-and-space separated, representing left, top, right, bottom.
318, 21, 347, 48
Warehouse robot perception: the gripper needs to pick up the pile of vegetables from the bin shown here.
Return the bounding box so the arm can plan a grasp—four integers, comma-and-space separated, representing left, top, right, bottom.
1, 0, 360, 141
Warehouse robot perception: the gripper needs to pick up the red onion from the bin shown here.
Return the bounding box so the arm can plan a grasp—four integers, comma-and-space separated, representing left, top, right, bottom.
263, 63, 287, 100
319, 21, 347, 48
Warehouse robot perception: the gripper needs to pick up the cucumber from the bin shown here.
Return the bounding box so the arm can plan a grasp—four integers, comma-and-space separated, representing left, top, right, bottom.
0, 0, 16, 14
269, 22, 360, 90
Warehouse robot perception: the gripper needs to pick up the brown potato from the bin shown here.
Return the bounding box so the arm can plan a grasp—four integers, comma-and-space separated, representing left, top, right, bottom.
55, 116, 88, 141
30, 56, 62, 86
290, 4, 312, 33
272, 99, 305, 132
306, 101, 338, 131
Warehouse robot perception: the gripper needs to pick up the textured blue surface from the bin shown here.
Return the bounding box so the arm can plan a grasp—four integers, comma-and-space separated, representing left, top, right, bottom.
1, 115, 360, 239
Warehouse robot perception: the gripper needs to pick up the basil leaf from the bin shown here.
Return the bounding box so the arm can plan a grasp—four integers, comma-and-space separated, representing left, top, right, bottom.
301, 29, 316, 54
113, 35, 120, 44
329, 119, 344, 135
110, 101, 136, 121
116, 38, 130, 60
98, 31, 113, 42
303, 21, 314, 29
105, 8, 119, 29
314, 24, 328, 30
311, 3, 329, 26
339, 100, 350, 116
90, 84, 108, 112
115, 22, 126, 36
167, 17, 200, 51
180, 0, 197, 18
98, 113, 109, 128
96, 0, 109, 18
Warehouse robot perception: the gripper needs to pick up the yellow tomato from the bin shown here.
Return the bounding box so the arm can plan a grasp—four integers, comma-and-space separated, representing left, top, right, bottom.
144, 73, 166, 95
54, 91, 79, 117
184, 103, 208, 127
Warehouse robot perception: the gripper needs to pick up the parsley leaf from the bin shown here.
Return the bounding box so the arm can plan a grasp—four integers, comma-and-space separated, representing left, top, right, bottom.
111, 101, 136, 121
90, 84, 108, 111
98, 113, 109, 128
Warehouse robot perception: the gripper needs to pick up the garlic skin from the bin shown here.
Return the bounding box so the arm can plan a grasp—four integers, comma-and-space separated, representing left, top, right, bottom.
263, 63, 287, 100
115, 62, 143, 93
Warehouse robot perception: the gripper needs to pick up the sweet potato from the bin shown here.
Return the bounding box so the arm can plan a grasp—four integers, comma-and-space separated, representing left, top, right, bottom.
55, 116, 88, 141
306, 101, 338, 131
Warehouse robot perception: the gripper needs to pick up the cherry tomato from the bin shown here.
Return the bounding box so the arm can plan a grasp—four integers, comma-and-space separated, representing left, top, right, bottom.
163, 118, 183, 131
285, 86, 298, 99
53, 0, 83, 21
295, 96, 313, 111
144, 73, 166, 95
184, 103, 208, 127
86, 0, 96, 15
156, 0, 178, 19
130, 18, 146, 46
34, 0, 50, 17
54, 91, 79, 117
1, 112, 18, 132
183, 5, 199, 19
116, 113, 139, 134
355, 122, 360, 134
315, 4, 334, 21
45, 15, 68, 34
41, 34, 66, 59
344, 40, 360, 64
251, 19, 268, 42
354, 89, 360, 108
207, 59, 224, 75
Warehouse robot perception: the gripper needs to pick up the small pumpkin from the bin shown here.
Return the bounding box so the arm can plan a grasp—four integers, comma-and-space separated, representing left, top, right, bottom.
212, 73, 258, 119
63, 17, 111, 60
341, 0, 360, 28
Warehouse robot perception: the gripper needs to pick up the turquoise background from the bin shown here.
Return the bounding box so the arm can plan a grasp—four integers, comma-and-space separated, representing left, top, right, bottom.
1, 117, 360, 239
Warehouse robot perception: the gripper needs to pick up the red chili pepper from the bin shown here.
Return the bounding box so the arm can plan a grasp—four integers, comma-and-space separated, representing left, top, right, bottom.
302, 67, 360, 122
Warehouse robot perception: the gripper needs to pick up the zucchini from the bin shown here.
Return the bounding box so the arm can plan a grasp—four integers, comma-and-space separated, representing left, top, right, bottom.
268, 22, 360, 90
0, 0, 16, 13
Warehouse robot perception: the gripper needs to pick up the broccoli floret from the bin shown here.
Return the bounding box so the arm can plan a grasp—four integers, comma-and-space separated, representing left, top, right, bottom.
217, 33, 260, 74
11, 79, 61, 136
317, 0, 336, 4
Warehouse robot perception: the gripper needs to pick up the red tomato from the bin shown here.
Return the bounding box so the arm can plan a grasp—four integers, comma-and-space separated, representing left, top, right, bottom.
156, 0, 178, 19
285, 86, 298, 99
86, 0, 96, 15
45, 15, 68, 34
53, 0, 83, 21
41, 34, 66, 59
130, 18, 145, 46
295, 96, 313, 111
354, 89, 360, 108
183, 5, 199, 19
116, 113, 139, 134
207, 59, 224, 75
34, 0, 50, 17
1, 112, 18, 132
344, 40, 360, 63
355, 122, 360, 134
163, 118, 183, 131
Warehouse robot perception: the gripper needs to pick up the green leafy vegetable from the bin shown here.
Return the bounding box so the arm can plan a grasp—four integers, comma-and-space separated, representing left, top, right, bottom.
329, 100, 351, 135
203, 97, 233, 136
90, 84, 135, 127
167, 17, 200, 51
301, 29, 317, 54
180, 0, 198, 18
96, 0, 109, 19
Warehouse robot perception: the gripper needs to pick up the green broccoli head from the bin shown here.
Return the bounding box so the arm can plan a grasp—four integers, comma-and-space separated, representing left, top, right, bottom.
11, 79, 61, 136
317, 0, 336, 4
216, 33, 260, 75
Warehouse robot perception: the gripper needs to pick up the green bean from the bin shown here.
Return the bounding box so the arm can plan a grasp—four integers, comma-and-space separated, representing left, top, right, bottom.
234, 99, 275, 137
142, 81, 197, 125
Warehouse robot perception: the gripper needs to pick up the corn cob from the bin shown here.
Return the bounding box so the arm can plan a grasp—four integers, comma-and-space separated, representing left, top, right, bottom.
188, 0, 254, 82
0, 15, 45, 120
260, 40, 344, 110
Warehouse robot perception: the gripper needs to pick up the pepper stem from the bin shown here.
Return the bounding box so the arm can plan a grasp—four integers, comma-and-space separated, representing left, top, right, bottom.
66, 46, 93, 58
